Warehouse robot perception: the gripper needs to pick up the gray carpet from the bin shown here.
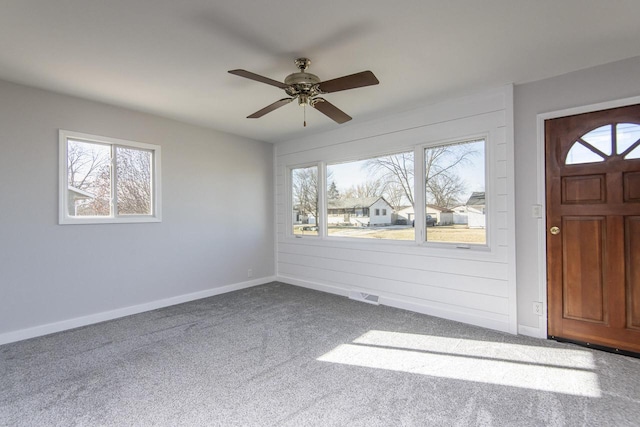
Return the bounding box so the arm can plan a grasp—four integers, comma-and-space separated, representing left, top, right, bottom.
1, 282, 639, 426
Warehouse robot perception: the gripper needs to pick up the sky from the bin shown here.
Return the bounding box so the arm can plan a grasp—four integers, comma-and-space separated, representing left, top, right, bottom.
327, 139, 486, 203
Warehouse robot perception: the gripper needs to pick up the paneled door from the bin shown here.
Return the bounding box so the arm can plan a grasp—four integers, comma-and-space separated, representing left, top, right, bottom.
546, 104, 640, 354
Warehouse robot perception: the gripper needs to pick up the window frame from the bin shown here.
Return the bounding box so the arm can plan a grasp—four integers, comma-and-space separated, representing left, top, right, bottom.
289, 162, 322, 238
58, 129, 162, 225
324, 149, 416, 243
418, 135, 489, 249
286, 134, 491, 252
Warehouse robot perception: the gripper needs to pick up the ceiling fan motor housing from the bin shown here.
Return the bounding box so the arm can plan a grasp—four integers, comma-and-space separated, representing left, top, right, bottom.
284, 72, 321, 97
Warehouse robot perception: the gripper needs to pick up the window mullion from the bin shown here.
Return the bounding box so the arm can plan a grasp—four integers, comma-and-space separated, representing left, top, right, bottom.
149, 151, 155, 216
318, 161, 326, 238
111, 145, 118, 218
414, 145, 425, 244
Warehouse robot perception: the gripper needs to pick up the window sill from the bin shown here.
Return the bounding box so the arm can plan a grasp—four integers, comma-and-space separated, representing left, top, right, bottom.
59, 216, 161, 225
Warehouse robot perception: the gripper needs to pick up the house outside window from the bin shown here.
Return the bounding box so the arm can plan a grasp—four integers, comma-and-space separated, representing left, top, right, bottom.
326, 151, 413, 240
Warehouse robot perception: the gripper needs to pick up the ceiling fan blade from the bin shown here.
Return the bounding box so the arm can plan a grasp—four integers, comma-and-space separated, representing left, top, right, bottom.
312, 99, 352, 124
317, 70, 379, 93
228, 69, 289, 89
247, 98, 293, 118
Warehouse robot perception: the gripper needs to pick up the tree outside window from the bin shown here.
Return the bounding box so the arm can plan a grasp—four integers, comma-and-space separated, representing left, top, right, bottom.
60, 130, 161, 224
291, 165, 319, 236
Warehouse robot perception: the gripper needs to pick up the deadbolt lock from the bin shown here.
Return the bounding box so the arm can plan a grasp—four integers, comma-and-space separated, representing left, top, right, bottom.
550, 226, 560, 235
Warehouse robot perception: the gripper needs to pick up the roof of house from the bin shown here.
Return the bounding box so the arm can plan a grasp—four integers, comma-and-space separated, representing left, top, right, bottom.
466, 192, 485, 206
398, 204, 453, 213
427, 204, 454, 213
68, 186, 95, 199
327, 196, 390, 210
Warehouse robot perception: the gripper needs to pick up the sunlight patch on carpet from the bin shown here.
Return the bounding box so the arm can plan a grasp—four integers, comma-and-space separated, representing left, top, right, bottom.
317, 330, 601, 397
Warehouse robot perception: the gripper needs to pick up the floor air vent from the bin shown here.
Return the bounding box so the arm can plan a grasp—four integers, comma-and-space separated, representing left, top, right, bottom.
348, 291, 380, 305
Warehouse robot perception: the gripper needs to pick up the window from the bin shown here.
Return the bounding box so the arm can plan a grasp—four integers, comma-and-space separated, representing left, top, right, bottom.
566, 123, 640, 164
291, 165, 319, 236
326, 151, 414, 240
425, 138, 486, 245
59, 130, 161, 224
287, 139, 488, 247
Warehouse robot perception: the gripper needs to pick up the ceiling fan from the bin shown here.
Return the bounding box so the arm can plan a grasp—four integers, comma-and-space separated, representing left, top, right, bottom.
228, 58, 379, 125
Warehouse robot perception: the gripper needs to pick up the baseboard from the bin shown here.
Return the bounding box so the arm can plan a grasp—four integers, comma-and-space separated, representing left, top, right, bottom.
277, 275, 350, 298
518, 323, 546, 339
277, 275, 513, 334
381, 294, 512, 334
0, 276, 276, 346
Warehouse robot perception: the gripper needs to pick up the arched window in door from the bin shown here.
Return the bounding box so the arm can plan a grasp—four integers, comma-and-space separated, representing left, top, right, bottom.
566, 123, 640, 164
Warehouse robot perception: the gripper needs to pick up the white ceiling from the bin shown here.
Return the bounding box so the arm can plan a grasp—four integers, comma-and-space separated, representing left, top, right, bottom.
2, 1, 640, 143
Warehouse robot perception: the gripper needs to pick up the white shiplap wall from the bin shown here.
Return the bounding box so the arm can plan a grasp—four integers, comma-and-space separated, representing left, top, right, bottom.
275, 86, 517, 333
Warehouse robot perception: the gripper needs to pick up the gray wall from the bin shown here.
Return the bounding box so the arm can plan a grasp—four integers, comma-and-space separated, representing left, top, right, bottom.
514, 56, 640, 331
0, 79, 274, 338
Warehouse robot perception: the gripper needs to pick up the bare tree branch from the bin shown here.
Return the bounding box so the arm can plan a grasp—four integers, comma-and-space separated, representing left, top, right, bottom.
67, 141, 153, 216
363, 142, 480, 210
292, 167, 318, 223
364, 152, 415, 206
342, 177, 386, 199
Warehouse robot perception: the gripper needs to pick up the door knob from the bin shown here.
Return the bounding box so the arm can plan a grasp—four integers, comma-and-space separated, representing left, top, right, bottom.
550, 226, 560, 235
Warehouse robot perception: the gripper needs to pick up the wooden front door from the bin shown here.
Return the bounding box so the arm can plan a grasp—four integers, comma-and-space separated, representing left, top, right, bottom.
546, 104, 640, 354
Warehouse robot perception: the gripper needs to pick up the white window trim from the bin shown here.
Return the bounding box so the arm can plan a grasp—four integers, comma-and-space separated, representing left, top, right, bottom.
323, 148, 417, 244
288, 162, 321, 238
58, 129, 162, 225
287, 136, 490, 251
418, 134, 490, 250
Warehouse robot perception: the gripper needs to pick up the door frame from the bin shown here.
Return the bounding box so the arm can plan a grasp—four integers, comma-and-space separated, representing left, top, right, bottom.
535, 95, 640, 339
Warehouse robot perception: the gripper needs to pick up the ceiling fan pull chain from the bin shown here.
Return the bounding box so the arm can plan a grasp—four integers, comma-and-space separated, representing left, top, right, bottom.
304, 104, 307, 127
